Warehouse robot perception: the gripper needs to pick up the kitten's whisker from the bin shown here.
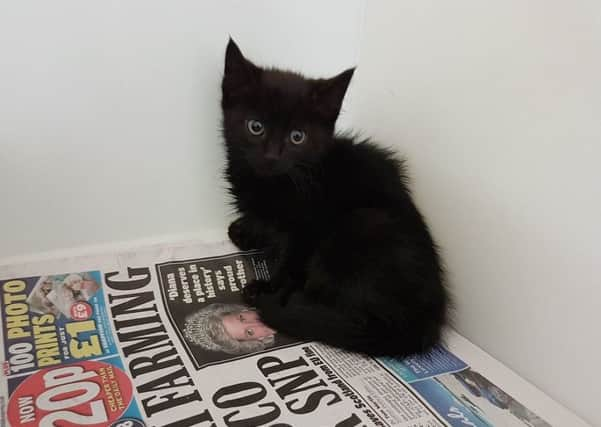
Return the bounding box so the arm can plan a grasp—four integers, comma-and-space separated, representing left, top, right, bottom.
286, 171, 301, 195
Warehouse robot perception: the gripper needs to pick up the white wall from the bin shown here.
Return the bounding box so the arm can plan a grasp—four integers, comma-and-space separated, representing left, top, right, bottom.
1, 1, 599, 424
0, 0, 362, 258
349, 2, 601, 425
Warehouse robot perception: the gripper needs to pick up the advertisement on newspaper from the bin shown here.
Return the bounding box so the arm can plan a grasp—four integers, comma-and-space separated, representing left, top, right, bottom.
1, 271, 116, 376
0, 271, 144, 426
0, 242, 551, 427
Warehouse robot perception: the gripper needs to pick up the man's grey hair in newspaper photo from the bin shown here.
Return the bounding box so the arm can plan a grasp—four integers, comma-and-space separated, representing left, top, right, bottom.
183, 303, 276, 354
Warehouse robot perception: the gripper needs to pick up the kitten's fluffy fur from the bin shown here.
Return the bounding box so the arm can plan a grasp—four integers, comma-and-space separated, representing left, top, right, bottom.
221, 39, 448, 356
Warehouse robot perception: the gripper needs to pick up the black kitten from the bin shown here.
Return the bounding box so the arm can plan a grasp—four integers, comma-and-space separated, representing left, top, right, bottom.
221, 39, 448, 357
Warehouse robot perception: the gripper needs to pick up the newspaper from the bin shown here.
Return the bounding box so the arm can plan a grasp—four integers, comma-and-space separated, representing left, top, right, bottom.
0, 240, 551, 427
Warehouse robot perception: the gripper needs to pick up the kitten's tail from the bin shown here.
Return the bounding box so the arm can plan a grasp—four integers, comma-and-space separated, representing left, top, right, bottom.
256, 293, 438, 357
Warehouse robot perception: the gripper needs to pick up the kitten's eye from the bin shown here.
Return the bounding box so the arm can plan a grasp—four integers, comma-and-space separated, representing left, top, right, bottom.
290, 130, 306, 145
245, 328, 254, 337
246, 119, 265, 136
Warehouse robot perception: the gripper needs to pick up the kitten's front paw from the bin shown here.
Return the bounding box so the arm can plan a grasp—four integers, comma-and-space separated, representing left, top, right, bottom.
228, 217, 257, 250
242, 280, 271, 305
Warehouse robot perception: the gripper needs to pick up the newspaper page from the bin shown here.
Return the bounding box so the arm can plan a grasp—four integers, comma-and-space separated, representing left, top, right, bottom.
0, 241, 551, 427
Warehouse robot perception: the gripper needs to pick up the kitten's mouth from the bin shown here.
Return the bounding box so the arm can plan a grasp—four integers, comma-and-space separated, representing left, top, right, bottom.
255, 166, 282, 177
253, 161, 286, 177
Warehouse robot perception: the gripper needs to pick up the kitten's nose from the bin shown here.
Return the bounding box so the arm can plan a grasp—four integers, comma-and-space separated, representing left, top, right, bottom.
263, 144, 280, 161
264, 152, 279, 161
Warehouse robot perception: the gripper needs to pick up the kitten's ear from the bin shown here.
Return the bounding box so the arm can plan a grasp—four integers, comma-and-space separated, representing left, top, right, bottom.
224, 38, 248, 75
222, 38, 261, 105
312, 67, 355, 122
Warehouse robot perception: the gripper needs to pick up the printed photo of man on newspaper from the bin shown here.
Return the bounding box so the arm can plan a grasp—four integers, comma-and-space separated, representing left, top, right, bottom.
183, 303, 276, 354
